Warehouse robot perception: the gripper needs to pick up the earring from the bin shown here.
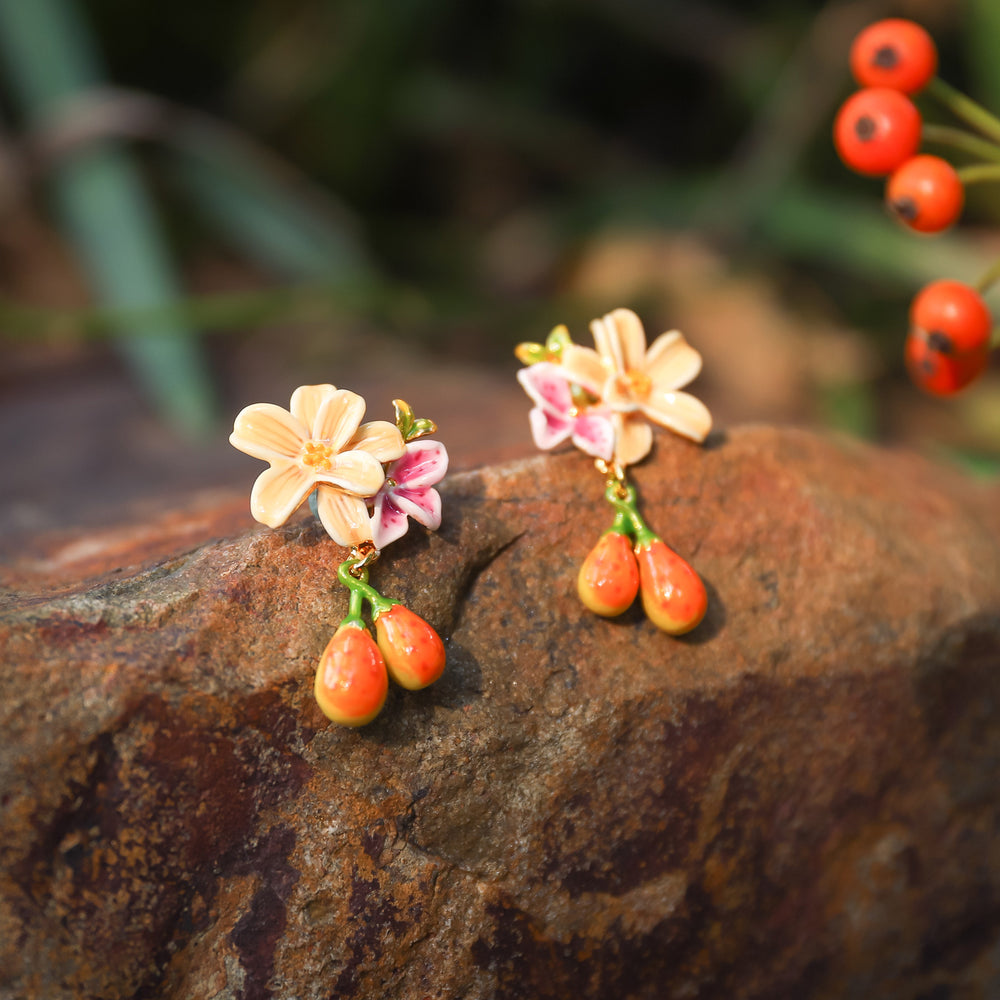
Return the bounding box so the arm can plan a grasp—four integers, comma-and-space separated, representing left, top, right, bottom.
229, 385, 449, 726
515, 307, 712, 634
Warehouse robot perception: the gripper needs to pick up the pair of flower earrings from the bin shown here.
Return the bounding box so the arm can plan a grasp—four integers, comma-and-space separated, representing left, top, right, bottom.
230, 308, 712, 727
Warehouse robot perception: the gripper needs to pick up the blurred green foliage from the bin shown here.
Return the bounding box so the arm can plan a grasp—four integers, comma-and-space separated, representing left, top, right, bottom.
3, 0, 1000, 448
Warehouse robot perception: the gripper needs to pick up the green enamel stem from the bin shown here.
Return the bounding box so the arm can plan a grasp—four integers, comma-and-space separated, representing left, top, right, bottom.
336, 558, 394, 621
926, 77, 1000, 146
603, 506, 634, 539
604, 482, 659, 548
921, 123, 1000, 164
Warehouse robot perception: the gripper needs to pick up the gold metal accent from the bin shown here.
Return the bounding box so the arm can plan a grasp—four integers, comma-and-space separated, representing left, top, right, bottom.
348, 540, 380, 577
594, 458, 629, 498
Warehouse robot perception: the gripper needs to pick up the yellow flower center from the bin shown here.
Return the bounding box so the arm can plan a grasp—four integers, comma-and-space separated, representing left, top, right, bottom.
301, 440, 335, 471
613, 370, 652, 400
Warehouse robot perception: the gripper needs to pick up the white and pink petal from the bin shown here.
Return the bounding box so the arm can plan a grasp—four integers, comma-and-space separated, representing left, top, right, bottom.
388, 486, 442, 531
388, 439, 449, 489
571, 413, 616, 461
371, 494, 411, 550
528, 406, 573, 451
516, 363, 574, 415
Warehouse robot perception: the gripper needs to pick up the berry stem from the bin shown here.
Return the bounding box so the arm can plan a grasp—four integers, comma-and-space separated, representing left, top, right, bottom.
956, 164, 1000, 184
975, 257, 1000, 297
925, 77, 1000, 145
604, 482, 659, 548
921, 123, 1000, 164
336, 557, 395, 621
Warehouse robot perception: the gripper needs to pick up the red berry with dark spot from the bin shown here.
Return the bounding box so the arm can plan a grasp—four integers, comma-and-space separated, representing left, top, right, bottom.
850, 19, 938, 95
834, 88, 922, 177
906, 280, 991, 395
886, 155, 964, 233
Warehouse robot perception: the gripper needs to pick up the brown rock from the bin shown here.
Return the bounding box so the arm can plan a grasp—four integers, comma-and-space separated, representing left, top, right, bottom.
3, 425, 1000, 999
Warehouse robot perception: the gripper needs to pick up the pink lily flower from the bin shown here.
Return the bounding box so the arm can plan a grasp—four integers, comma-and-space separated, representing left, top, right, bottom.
516, 361, 615, 461
371, 439, 449, 549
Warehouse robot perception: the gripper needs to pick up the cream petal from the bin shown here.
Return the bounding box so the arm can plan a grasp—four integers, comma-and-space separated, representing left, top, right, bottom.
290, 384, 337, 430
645, 330, 703, 392
589, 314, 622, 373
347, 420, 405, 463
230, 403, 308, 462
249, 460, 315, 527
641, 390, 713, 442
608, 308, 649, 371
592, 308, 648, 374
314, 448, 386, 497
601, 374, 643, 412
560, 344, 608, 395
316, 487, 373, 546
613, 414, 653, 466
313, 389, 366, 449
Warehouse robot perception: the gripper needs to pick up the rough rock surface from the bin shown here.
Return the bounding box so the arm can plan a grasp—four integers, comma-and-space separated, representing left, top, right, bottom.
3, 425, 1000, 1000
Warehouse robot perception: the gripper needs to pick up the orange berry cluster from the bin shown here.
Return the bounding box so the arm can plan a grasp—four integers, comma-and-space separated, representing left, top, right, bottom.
833, 18, 995, 396
314, 558, 446, 726
577, 480, 707, 635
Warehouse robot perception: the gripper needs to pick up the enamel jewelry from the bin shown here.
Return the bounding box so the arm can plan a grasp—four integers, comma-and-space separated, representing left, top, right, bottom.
515, 307, 712, 634
230, 385, 448, 725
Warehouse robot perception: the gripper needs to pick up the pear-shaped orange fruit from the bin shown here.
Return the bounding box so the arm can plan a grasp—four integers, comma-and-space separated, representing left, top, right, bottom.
314, 622, 389, 726
577, 530, 640, 617
375, 604, 446, 690
635, 539, 707, 635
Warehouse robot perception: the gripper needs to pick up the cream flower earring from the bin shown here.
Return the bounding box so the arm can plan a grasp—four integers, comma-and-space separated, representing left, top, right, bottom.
516, 308, 712, 635
230, 387, 449, 726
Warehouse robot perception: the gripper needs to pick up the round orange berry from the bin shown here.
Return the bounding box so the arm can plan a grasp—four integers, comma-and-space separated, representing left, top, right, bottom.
834, 88, 922, 177
886, 155, 964, 233
906, 280, 991, 395
850, 19, 937, 95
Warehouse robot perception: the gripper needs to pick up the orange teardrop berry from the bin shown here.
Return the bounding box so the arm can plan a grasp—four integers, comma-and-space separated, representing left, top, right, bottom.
314, 622, 389, 726
635, 539, 707, 635
577, 530, 640, 617
375, 604, 446, 691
